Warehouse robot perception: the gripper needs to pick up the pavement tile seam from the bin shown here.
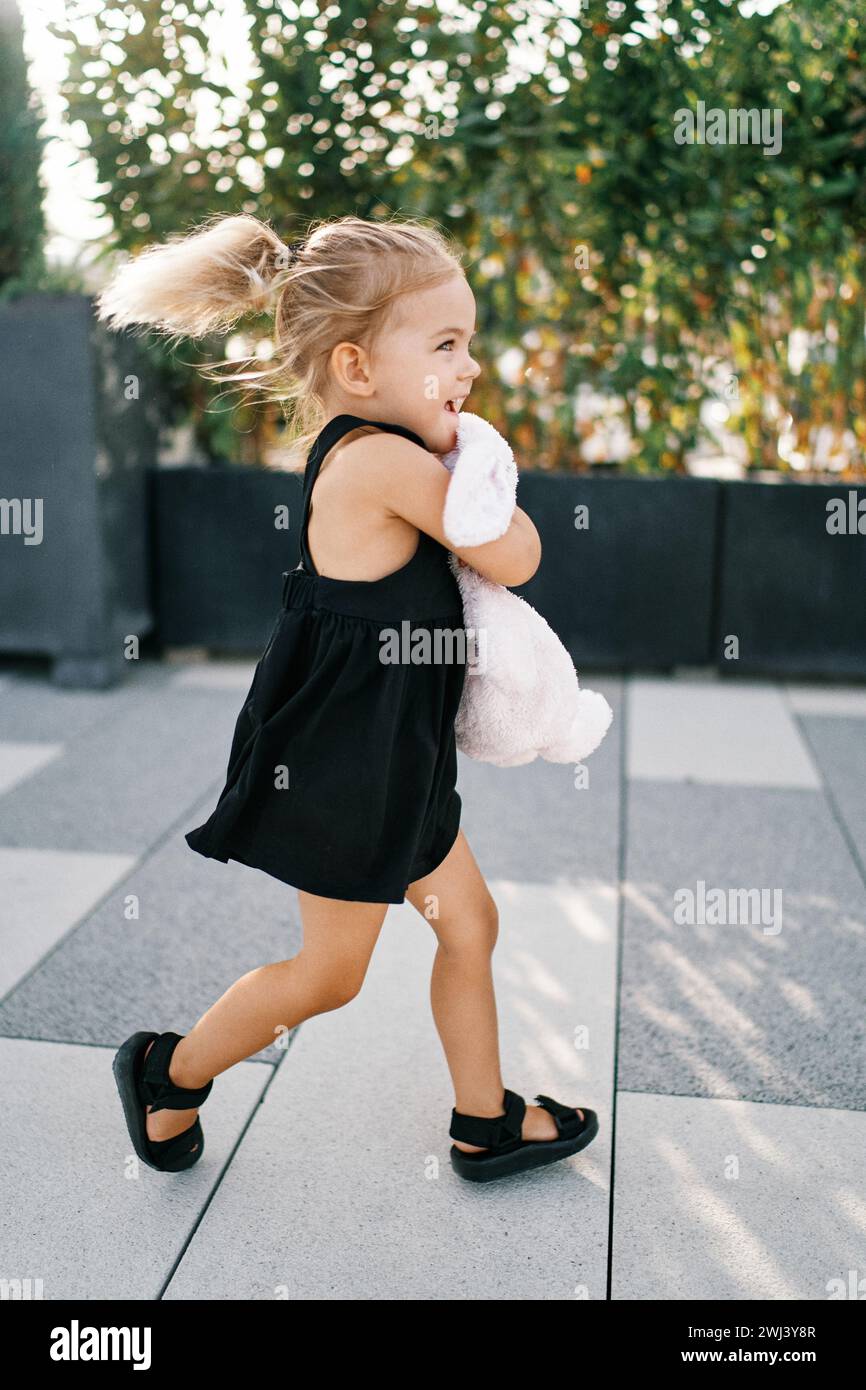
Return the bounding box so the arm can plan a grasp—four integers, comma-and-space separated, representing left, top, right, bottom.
153, 1049, 294, 1300
786, 710, 866, 896
609, 1090, 866, 1300
615, 1085, 866, 1114
0, 778, 228, 1010
0, 846, 138, 1006
0, 741, 65, 797
625, 676, 823, 789
0, 665, 172, 741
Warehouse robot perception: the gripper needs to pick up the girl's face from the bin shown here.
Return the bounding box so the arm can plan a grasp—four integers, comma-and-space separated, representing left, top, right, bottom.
330, 273, 482, 454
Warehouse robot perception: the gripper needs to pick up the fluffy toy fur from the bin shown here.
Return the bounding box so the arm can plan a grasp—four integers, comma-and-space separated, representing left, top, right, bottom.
440, 412, 613, 768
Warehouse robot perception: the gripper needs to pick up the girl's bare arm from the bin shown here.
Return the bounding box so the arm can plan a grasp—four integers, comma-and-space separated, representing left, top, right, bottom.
352, 433, 541, 587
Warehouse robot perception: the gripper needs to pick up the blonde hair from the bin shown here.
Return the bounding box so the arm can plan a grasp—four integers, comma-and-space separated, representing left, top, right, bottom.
95, 211, 467, 465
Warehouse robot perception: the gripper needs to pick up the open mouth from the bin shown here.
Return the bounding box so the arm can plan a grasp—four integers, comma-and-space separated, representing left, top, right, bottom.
444, 397, 466, 414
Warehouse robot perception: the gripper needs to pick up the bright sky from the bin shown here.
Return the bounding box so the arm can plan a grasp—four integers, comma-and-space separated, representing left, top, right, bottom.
20, 0, 791, 275
20, 0, 105, 269
21, 0, 258, 276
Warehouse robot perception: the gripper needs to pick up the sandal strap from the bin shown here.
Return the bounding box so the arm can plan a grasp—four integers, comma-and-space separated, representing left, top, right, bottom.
534, 1093, 586, 1140
450, 1088, 526, 1147
147, 1117, 203, 1166
141, 1032, 214, 1113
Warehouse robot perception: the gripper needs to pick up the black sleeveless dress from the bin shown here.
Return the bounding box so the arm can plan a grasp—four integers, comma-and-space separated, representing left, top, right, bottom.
184, 414, 467, 904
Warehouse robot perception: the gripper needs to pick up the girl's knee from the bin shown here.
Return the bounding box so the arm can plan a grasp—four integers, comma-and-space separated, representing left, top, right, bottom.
290, 953, 366, 1012
438, 895, 499, 956
320, 984, 363, 1011
311, 973, 365, 1012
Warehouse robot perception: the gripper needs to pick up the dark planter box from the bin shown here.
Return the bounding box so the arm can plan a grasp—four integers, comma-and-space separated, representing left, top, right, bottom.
715, 479, 866, 678
152, 466, 721, 669
152, 466, 304, 650
0, 292, 162, 686
148, 464, 866, 679
514, 472, 721, 669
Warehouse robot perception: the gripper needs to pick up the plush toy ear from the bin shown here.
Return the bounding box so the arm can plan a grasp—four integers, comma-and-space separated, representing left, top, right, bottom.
441, 412, 518, 548
539, 688, 614, 764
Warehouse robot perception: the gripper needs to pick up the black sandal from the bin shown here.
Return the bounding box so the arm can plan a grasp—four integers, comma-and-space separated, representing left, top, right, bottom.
112, 1030, 214, 1173
449, 1088, 598, 1183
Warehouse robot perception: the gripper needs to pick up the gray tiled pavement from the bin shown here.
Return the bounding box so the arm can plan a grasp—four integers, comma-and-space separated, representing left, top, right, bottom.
0, 655, 864, 1300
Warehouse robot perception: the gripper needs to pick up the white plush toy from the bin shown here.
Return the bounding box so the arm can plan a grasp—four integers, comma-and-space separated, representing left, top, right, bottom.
440, 412, 613, 768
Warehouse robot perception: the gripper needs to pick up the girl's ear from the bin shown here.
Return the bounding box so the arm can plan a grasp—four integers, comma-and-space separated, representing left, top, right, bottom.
328, 340, 374, 395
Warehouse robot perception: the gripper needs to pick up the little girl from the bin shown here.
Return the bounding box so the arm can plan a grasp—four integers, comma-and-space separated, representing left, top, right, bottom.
99, 212, 598, 1184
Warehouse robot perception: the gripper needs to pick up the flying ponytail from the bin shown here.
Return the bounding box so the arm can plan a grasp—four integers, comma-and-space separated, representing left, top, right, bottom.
95, 213, 291, 339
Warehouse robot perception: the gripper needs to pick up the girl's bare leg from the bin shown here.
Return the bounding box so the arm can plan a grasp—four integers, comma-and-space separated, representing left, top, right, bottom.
144, 892, 389, 1149
404, 829, 584, 1152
